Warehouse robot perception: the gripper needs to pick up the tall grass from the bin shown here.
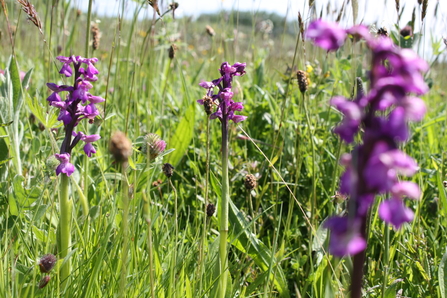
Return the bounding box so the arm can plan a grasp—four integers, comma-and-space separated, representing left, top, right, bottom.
0, 0, 446, 297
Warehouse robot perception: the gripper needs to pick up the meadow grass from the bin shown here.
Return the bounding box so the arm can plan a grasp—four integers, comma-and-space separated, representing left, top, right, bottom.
0, 0, 446, 297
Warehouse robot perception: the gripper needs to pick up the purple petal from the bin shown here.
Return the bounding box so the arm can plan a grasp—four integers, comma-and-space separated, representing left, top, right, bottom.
379, 198, 414, 229
59, 63, 73, 77
305, 20, 347, 51
199, 81, 214, 89
83, 142, 96, 157
391, 181, 421, 200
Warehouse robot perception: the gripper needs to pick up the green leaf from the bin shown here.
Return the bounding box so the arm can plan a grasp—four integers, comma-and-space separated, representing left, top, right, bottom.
439, 247, 447, 298
167, 103, 195, 166
9, 56, 22, 114
228, 200, 290, 297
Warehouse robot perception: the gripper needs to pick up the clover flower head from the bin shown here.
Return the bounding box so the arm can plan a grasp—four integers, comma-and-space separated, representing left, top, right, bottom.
141, 133, 167, 159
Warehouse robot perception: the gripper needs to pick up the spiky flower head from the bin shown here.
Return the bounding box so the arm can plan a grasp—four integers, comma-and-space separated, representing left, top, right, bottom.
38, 254, 57, 273
141, 133, 167, 159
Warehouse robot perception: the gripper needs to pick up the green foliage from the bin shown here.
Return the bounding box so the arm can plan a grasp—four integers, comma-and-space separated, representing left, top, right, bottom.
0, 1, 445, 298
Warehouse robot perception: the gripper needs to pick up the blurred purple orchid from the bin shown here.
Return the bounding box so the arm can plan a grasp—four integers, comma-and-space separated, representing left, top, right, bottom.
306, 20, 428, 257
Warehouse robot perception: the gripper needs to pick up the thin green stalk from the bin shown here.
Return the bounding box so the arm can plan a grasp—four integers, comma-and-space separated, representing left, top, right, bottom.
198, 117, 211, 295
218, 120, 230, 298
169, 178, 178, 298
381, 223, 390, 298
303, 93, 316, 242
143, 192, 156, 298
59, 174, 72, 289
84, 0, 93, 58
119, 165, 130, 297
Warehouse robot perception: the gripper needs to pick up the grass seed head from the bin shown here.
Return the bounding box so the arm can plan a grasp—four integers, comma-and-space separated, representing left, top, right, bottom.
16, 0, 43, 34
296, 70, 308, 94
91, 22, 100, 51
169, 44, 178, 59
206, 203, 216, 217
422, 0, 428, 22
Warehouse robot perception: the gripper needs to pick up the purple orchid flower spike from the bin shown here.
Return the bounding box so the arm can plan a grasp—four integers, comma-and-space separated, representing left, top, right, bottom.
198, 62, 247, 124
307, 18, 428, 298
47, 55, 103, 176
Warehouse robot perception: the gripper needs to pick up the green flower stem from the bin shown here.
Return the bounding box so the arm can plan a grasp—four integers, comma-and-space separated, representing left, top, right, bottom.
84, 0, 93, 58
59, 174, 72, 288
218, 120, 230, 298
119, 166, 130, 297
381, 223, 390, 298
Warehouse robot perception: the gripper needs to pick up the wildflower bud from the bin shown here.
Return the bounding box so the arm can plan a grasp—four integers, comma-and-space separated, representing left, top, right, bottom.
162, 163, 174, 178
45, 155, 59, 172
296, 70, 308, 94
244, 174, 257, 190
168, 44, 178, 59
141, 133, 167, 159
205, 25, 215, 37
76, 9, 81, 17
109, 131, 133, 163
38, 254, 57, 273
356, 77, 364, 99
91, 22, 100, 51
206, 203, 216, 217
400, 26, 413, 37
38, 275, 51, 289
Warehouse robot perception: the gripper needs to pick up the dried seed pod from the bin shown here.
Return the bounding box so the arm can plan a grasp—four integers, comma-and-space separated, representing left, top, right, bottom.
296, 70, 308, 94
162, 163, 174, 178
38, 254, 57, 273
109, 131, 133, 163
38, 275, 51, 289
205, 25, 215, 37
244, 174, 257, 190
206, 203, 216, 217
168, 44, 178, 59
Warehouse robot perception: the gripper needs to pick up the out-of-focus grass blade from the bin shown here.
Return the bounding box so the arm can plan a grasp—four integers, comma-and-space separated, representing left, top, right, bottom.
439, 247, 447, 298
168, 103, 195, 166
228, 200, 290, 297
